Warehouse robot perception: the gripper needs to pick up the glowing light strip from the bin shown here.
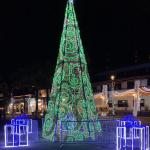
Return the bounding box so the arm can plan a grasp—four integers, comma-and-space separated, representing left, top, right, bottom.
146, 126, 149, 150
117, 116, 149, 150
113, 89, 135, 97
4, 124, 29, 147
4, 115, 31, 147
94, 93, 104, 99
139, 88, 150, 94
94, 93, 103, 97
141, 87, 150, 92
95, 85, 150, 99
11, 117, 32, 134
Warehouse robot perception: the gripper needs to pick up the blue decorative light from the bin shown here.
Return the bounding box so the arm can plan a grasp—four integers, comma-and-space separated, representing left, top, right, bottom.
4, 124, 29, 147
4, 114, 33, 147
116, 115, 149, 150
11, 115, 32, 133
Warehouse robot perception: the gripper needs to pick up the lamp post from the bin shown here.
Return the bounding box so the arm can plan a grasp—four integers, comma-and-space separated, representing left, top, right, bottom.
110, 75, 115, 116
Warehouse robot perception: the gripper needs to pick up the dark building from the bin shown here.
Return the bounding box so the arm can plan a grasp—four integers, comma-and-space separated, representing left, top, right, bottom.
93, 63, 150, 88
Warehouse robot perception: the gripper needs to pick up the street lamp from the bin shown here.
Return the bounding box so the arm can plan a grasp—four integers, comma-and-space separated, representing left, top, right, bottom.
110, 75, 115, 81
110, 75, 115, 116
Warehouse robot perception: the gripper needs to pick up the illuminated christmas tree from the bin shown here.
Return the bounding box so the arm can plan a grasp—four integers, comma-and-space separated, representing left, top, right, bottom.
43, 0, 101, 142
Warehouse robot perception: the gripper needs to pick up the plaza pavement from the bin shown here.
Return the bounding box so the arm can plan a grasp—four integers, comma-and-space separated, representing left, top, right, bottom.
0, 116, 150, 150
0, 141, 114, 150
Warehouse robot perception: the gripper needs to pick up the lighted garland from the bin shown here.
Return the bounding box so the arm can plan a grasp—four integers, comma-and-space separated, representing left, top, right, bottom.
95, 86, 150, 101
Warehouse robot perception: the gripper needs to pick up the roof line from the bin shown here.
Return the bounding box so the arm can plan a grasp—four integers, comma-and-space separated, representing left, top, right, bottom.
96, 63, 150, 77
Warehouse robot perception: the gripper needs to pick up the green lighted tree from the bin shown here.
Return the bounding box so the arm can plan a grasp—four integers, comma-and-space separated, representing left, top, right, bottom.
43, 0, 101, 142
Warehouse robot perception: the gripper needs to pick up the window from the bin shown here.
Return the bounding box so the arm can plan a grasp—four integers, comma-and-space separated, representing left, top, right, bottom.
115, 83, 121, 90
108, 84, 112, 91
127, 81, 134, 89
148, 78, 150, 86
97, 85, 102, 92
121, 81, 127, 89
140, 79, 147, 87
96, 108, 99, 112
108, 100, 112, 107
140, 99, 144, 107
93, 86, 97, 93
118, 100, 128, 107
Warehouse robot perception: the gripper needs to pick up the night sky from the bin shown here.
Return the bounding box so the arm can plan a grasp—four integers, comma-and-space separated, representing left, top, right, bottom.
0, 0, 150, 81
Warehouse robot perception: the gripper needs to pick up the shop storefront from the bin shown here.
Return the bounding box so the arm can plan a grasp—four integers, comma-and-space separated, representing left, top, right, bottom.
6, 89, 49, 118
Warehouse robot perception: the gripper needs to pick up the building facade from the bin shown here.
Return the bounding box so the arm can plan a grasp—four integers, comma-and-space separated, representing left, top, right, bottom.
93, 63, 150, 116
0, 89, 49, 119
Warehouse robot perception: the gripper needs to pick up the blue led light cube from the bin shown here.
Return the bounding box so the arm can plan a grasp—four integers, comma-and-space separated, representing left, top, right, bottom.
4, 124, 29, 147
11, 116, 32, 134
4, 115, 33, 148
116, 115, 149, 150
